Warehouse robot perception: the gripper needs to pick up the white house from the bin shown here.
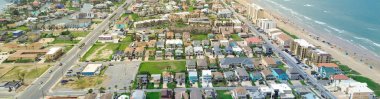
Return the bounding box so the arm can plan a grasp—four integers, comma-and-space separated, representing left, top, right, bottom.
269, 84, 295, 99
193, 46, 204, 56
201, 70, 213, 88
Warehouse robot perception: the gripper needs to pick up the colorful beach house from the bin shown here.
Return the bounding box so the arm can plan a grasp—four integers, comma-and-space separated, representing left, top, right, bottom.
116, 21, 126, 29
188, 71, 198, 84
271, 68, 289, 80
249, 72, 263, 81
316, 63, 341, 78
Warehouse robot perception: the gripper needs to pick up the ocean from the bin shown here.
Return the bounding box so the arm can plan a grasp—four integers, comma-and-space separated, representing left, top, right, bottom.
0, 0, 9, 13
251, 0, 380, 57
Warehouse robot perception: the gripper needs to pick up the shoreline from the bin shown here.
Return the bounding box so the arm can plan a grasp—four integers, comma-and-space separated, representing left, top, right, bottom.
259, 8, 380, 82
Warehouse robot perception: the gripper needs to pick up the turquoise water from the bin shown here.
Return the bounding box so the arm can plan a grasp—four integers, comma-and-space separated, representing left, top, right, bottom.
252, 0, 380, 56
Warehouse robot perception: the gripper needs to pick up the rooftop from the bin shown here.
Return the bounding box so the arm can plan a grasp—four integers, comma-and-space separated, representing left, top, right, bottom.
294, 39, 314, 48
82, 64, 102, 73
47, 47, 62, 55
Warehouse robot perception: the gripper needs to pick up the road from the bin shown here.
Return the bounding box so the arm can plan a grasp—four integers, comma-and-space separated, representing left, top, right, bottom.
220, 0, 336, 99
16, 1, 132, 99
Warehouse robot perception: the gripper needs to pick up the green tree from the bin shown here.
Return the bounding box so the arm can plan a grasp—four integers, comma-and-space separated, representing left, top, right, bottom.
88, 89, 93, 93
99, 87, 106, 93
61, 30, 71, 35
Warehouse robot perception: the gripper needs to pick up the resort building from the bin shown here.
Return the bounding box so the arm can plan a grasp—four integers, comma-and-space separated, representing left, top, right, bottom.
257, 19, 276, 33
291, 39, 315, 61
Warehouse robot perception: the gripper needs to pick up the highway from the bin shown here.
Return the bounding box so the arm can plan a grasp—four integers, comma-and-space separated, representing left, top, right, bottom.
16, 1, 132, 99
221, 1, 336, 99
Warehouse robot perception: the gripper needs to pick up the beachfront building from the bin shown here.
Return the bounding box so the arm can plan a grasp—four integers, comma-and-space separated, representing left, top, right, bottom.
291, 39, 315, 61
247, 3, 265, 23
276, 33, 293, 49
306, 49, 332, 65
333, 79, 376, 99
315, 63, 341, 78
257, 19, 276, 33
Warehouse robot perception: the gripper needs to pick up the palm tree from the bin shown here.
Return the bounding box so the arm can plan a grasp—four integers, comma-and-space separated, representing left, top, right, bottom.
114, 85, 118, 92
17, 72, 26, 85
123, 86, 127, 93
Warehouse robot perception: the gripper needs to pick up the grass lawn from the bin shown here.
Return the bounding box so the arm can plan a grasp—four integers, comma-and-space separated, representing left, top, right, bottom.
71, 31, 90, 38
175, 22, 188, 28
349, 75, 380, 96
52, 39, 80, 44
167, 82, 176, 89
118, 36, 133, 50
67, 7, 80, 11
279, 28, 298, 39
11, 25, 30, 31
146, 92, 161, 99
230, 34, 243, 41
339, 64, 360, 75
213, 81, 227, 87
188, 6, 194, 12
63, 45, 74, 52
191, 34, 208, 40
138, 61, 186, 74
216, 90, 233, 99
129, 13, 140, 21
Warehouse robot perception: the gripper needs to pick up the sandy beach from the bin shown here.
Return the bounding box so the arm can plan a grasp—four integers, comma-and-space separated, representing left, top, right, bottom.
259, 10, 380, 82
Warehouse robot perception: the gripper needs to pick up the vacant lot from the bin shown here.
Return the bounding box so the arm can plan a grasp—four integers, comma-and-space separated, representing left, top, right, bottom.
82, 43, 121, 61
71, 31, 90, 38
230, 34, 243, 41
0, 64, 51, 84
191, 34, 208, 40
138, 61, 186, 74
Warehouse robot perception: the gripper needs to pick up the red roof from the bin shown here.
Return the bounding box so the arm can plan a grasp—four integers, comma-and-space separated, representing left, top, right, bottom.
331, 74, 349, 80
317, 63, 338, 68
245, 37, 262, 44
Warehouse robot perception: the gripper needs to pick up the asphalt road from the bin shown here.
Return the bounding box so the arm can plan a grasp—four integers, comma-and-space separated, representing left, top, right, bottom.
16, 1, 132, 99
221, 1, 336, 99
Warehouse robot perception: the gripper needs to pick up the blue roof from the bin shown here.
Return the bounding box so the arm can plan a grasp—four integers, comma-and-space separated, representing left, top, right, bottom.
272, 68, 285, 75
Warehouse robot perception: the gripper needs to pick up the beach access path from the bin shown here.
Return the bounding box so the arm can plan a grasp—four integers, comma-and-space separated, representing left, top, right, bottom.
264, 12, 380, 83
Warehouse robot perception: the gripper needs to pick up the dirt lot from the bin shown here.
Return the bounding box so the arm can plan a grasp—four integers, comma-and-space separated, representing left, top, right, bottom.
0, 64, 52, 84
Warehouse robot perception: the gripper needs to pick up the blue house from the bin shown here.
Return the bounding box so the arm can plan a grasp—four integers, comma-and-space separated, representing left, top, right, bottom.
12, 30, 24, 37
249, 72, 263, 81
271, 68, 288, 80
188, 71, 198, 84
224, 46, 233, 55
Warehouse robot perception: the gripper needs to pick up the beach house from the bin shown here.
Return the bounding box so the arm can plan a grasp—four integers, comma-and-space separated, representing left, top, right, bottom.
271, 68, 289, 80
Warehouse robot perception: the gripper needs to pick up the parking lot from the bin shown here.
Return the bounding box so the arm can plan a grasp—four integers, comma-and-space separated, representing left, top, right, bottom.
103, 61, 141, 89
